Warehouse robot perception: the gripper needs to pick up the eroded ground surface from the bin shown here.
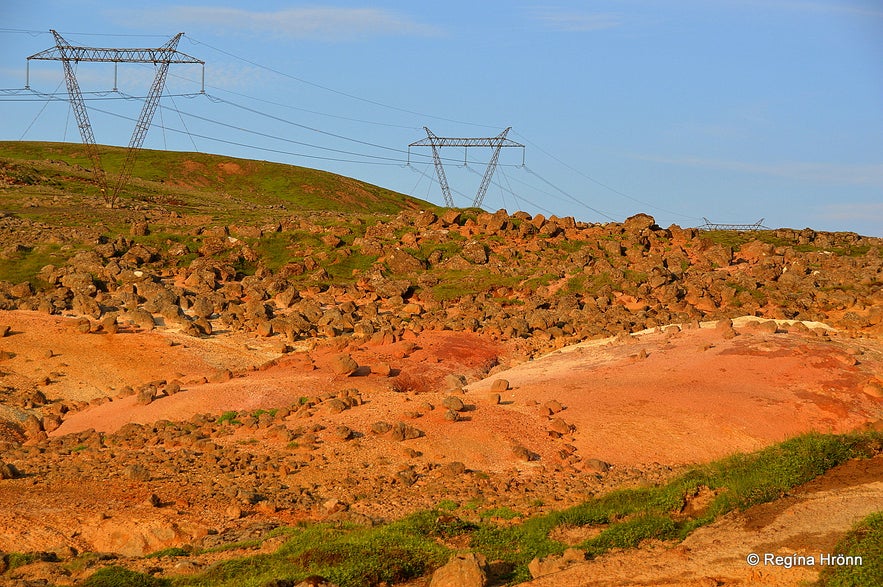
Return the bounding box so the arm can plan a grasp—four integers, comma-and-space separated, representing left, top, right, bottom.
520, 455, 883, 586
0, 308, 881, 585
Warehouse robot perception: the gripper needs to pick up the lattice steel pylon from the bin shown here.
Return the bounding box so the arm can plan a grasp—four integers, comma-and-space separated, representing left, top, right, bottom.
408, 127, 524, 208
27, 30, 204, 207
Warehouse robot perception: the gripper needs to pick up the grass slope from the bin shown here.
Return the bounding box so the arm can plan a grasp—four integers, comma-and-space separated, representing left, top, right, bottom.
87, 430, 878, 587
0, 141, 433, 215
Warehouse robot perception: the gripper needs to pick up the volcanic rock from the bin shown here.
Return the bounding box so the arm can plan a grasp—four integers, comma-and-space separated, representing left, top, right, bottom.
430, 552, 489, 587
331, 354, 359, 376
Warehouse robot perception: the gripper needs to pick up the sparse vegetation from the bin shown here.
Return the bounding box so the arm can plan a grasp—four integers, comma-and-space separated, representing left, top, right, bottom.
160, 431, 881, 586
1, 141, 881, 587
83, 566, 170, 587
817, 511, 883, 587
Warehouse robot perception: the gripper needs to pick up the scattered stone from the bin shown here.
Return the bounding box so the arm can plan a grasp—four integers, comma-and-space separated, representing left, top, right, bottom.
322, 498, 348, 514
542, 399, 564, 415
373, 361, 392, 377
862, 379, 883, 398
0, 461, 21, 479
22, 414, 43, 436
390, 422, 424, 441
583, 458, 611, 473
136, 385, 157, 406
461, 240, 489, 265
371, 421, 392, 435
528, 548, 586, 579
395, 468, 419, 486
548, 418, 573, 436
324, 398, 349, 414
331, 353, 359, 376
130, 220, 149, 236
441, 396, 465, 412
512, 445, 538, 461
442, 461, 467, 477
125, 464, 151, 481
430, 552, 489, 587
443, 373, 468, 390
490, 379, 510, 391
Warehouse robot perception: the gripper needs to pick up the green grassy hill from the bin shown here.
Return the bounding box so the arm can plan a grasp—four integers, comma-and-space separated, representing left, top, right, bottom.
0, 141, 434, 218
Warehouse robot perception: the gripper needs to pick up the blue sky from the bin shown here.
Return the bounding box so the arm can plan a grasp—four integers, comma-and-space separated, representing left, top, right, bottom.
1, 1, 881, 236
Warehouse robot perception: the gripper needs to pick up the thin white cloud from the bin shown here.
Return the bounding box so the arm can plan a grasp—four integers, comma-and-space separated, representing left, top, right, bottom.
634, 154, 883, 187
816, 201, 883, 223
530, 9, 623, 32
744, 0, 883, 18
111, 6, 441, 40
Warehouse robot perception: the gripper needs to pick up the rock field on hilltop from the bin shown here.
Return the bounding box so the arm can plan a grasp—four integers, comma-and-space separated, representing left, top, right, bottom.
0, 156, 882, 586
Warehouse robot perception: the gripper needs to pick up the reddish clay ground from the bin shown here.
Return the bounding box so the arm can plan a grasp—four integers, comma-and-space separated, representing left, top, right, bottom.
521, 455, 883, 587
1, 310, 881, 584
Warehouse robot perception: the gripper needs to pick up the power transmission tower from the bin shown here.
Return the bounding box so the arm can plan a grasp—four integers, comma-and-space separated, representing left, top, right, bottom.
700, 218, 768, 231
27, 30, 204, 207
408, 127, 524, 208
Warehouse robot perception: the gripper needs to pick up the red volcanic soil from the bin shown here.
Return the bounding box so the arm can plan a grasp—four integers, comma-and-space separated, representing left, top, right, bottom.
0, 310, 879, 472
0, 309, 881, 576
468, 320, 883, 467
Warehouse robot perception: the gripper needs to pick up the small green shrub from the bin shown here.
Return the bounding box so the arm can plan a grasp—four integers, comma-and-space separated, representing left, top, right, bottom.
144, 547, 189, 559
83, 566, 170, 587
5, 552, 38, 571
817, 511, 883, 586
216, 411, 241, 426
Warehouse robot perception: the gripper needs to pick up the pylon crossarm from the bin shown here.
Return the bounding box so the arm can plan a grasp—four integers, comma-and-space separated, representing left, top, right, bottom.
29, 31, 203, 65
408, 126, 524, 209
408, 127, 523, 149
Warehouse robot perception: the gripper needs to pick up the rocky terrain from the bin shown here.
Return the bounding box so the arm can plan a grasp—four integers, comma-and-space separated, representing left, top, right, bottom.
0, 142, 881, 586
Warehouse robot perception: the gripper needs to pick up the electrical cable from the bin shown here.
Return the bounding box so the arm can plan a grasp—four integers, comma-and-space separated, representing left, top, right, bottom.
165, 91, 200, 152
19, 79, 65, 140
6, 29, 674, 224
159, 66, 420, 131
499, 165, 523, 212
0, 90, 205, 101
523, 166, 618, 222
461, 163, 556, 216
407, 162, 433, 196
84, 102, 406, 166
185, 35, 503, 130
512, 130, 701, 222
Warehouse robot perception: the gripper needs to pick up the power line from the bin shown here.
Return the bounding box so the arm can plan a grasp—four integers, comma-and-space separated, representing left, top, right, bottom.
523, 166, 618, 222
0, 90, 205, 101
85, 102, 406, 167
5, 29, 673, 223
0, 28, 169, 39
160, 66, 421, 131
207, 93, 408, 156
512, 130, 700, 222
6, 87, 521, 169
463, 164, 556, 217
184, 35, 503, 130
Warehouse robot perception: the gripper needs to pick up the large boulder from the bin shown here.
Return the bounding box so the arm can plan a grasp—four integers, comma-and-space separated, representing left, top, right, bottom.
385, 248, 426, 274
430, 552, 489, 587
